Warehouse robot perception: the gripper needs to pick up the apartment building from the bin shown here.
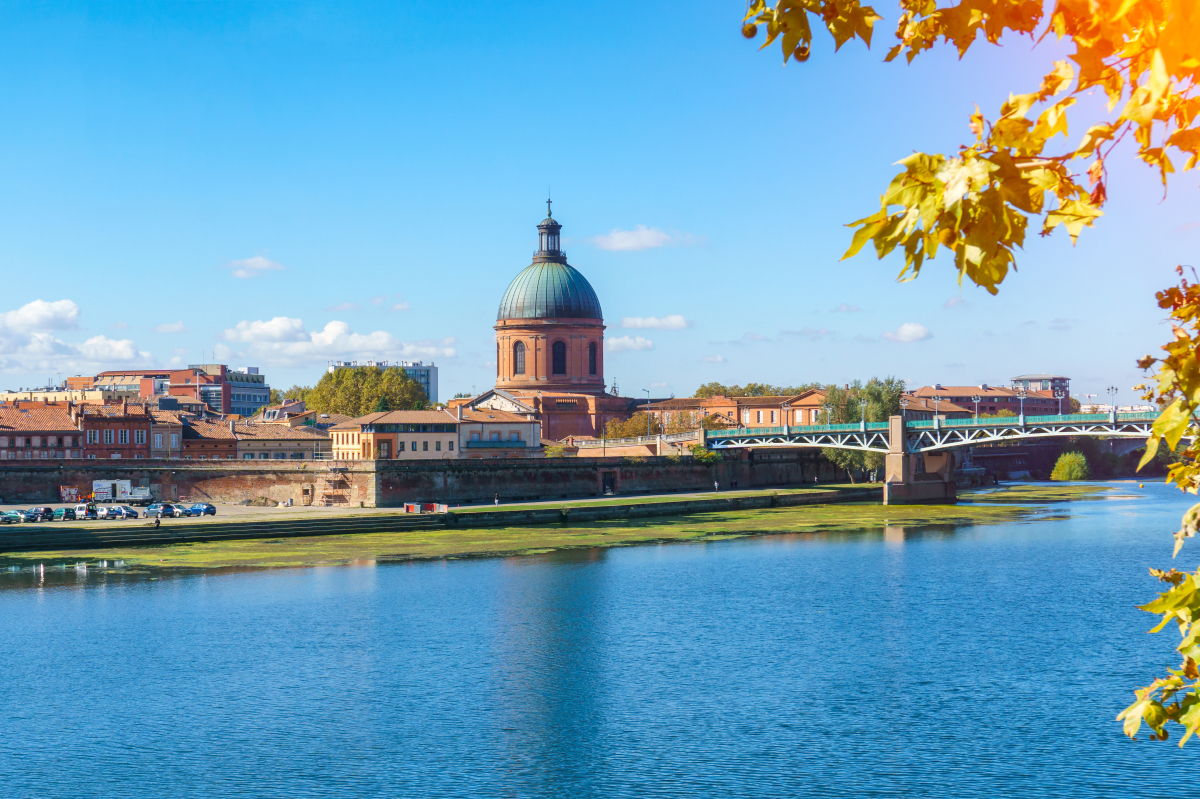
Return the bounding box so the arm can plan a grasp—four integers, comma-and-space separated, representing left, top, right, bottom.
456, 406, 541, 457
330, 410, 458, 460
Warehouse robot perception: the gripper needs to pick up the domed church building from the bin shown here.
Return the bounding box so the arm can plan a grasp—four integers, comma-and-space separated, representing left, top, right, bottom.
461, 204, 635, 442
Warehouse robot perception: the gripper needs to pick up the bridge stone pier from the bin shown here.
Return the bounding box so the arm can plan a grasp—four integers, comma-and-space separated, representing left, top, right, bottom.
884, 415, 957, 505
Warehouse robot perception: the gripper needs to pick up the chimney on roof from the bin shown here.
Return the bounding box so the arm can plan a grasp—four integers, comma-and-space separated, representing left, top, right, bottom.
229, 419, 235, 434
980, 383, 988, 390
457, 404, 462, 421
121, 398, 128, 415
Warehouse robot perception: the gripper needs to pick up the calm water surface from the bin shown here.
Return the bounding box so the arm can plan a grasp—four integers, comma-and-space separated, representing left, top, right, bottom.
0, 482, 1194, 797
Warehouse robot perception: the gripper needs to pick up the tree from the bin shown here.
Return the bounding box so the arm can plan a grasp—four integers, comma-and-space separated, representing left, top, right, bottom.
690, 443, 722, 464
268, 389, 283, 406
744, 1, 1199, 296
693, 381, 822, 398
305, 366, 427, 418
285, 385, 314, 403
1069, 397, 1082, 414
742, 0, 1200, 743
604, 413, 662, 439
1050, 451, 1090, 481
373, 395, 391, 413
820, 377, 905, 481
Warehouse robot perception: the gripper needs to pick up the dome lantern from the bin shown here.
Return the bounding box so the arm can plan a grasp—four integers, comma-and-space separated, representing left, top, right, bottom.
534, 197, 565, 264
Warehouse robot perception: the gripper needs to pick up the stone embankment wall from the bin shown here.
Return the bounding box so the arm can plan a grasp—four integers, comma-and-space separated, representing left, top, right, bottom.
0, 450, 837, 507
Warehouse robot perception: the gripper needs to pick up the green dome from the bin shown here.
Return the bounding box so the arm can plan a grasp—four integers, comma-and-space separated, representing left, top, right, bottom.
497, 261, 603, 320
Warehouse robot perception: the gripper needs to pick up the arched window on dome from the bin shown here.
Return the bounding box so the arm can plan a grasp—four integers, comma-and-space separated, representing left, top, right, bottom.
513, 341, 526, 375
588, 342, 597, 375
552, 341, 567, 375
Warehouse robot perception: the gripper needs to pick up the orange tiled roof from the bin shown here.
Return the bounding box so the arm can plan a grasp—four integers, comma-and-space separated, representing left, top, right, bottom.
348, 410, 458, 426
0, 406, 80, 433
457, 408, 535, 423
233, 422, 330, 441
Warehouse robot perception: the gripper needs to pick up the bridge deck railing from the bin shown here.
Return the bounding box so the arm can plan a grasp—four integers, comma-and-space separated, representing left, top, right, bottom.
705, 412, 1158, 439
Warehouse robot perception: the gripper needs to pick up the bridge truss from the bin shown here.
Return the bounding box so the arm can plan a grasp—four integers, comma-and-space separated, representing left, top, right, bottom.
704, 412, 1160, 454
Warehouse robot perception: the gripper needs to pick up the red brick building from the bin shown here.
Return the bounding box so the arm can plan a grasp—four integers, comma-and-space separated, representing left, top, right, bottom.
910, 384, 1063, 416
0, 403, 83, 460
468, 208, 635, 440
73, 401, 153, 459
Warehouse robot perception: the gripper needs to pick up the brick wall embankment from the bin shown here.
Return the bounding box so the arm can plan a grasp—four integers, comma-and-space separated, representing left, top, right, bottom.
0, 451, 835, 507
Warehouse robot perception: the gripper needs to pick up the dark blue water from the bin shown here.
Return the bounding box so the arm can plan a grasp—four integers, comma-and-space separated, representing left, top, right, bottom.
0, 482, 1194, 797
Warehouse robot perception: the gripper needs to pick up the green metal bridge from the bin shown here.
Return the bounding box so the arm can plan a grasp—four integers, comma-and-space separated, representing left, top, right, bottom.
701, 411, 1160, 453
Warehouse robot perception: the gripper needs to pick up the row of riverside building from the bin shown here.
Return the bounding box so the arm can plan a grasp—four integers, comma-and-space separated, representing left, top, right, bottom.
0, 375, 1073, 463
639, 375, 1072, 432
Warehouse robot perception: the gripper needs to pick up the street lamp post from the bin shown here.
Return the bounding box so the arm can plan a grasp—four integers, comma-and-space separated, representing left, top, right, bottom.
1016, 387, 1027, 421
899, 396, 908, 421
1107, 386, 1118, 421
643, 389, 651, 437
824, 403, 834, 425
858, 397, 868, 431
1054, 389, 1066, 415
972, 394, 981, 419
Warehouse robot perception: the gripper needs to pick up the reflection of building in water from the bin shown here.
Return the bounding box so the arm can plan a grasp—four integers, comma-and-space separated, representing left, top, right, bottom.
489, 549, 609, 780
884, 526, 906, 545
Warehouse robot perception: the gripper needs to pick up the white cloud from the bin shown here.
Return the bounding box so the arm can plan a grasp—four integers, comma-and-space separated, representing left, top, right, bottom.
650, 381, 669, 389
590, 225, 701, 251
227, 256, 285, 279
606, 335, 654, 353
109, 321, 130, 330
782, 327, 834, 341
882, 322, 932, 343
833, 303, 861, 313
0, 299, 150, 372
2, 299, 80, 332
153, 321, 186, 334
221, 316, 456, 366
369, 296, 387, 306
1049, 317, 1071, 331
328, 302, 362, 312
390, 300, 410, 312
702, 354, 726, 363
621, 314, 690, 330
944, 296, 966, 308
224, 317, 309, 343
742, 332, 770, 342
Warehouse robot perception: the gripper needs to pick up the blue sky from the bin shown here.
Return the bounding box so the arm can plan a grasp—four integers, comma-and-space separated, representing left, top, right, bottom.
0, 1, 1195, 404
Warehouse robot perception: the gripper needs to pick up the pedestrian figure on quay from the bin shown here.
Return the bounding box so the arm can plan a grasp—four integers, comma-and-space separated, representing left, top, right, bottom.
153, 515, 160, 528
714, 480, 719, 492
494, 493, 499, 506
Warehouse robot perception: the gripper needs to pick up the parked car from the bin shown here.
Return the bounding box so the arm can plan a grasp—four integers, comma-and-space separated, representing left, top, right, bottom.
0, 511, 22, 524
73, 504, 99, 520
23, 506, 54, 522
188, 503, 216, 516
146, 503, 188, 518
108, 506, 139, 519
52, 507, 76, 521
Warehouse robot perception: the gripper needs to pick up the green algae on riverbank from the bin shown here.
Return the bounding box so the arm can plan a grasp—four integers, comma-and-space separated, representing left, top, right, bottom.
0, 495, 1057, 572
961, 483, 1120, 504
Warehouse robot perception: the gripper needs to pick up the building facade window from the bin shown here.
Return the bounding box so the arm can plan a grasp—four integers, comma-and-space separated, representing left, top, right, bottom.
756, 411, 763, 424
589, 342, 597, 375
16, 436, 25, 447
448, 441, 454, 451
154, 434, 163, 449
135, 430, 146, 445
513, 341, 526, 375
435, 441, 441, 451
118, 430, 129, 445
170, 433, 179, 449
32, 436, 41, 446
103, 429, 114, 444
552, 341, 566, 375
770, 411, 777, 424
87, 430, 99, 444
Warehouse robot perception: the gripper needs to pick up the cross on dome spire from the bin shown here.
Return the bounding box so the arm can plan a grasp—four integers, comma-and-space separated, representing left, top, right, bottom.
547, 196, 552, 217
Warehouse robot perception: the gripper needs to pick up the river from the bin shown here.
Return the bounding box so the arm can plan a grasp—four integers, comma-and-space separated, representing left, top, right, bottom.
0, 481, 1194, 797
